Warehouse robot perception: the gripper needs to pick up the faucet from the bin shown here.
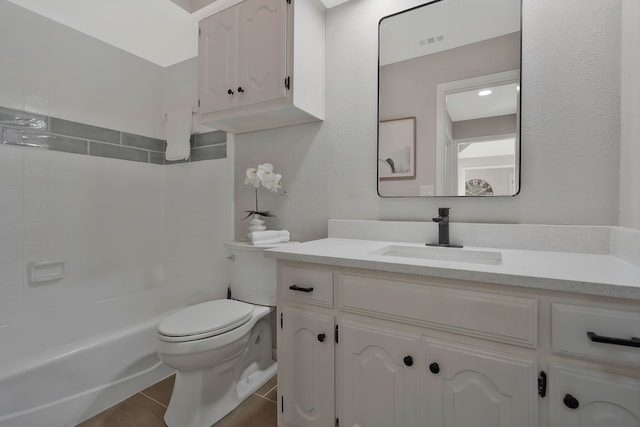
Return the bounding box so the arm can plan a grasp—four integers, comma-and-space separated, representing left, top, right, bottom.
426, 207, 463, 248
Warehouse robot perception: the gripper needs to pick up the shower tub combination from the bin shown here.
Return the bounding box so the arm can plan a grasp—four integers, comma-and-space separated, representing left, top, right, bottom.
0, 289, 200, 427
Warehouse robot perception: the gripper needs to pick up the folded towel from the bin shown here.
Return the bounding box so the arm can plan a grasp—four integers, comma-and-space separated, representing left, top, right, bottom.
251, 236, 291, 245
249, 230, 290, 245
165, 105, 192, 161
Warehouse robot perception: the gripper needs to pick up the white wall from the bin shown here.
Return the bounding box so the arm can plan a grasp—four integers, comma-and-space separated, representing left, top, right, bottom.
620, 0, 640, 230
163, 57, 198, 118
163, 136, 235, 302
234, 0, 622, 241
0, 0, 165, 139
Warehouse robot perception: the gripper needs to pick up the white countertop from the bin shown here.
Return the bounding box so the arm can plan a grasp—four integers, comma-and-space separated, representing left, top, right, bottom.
265, 238, 640, 300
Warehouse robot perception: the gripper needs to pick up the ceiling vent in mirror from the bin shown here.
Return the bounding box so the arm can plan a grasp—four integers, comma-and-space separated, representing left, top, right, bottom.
419, 34, 445, 46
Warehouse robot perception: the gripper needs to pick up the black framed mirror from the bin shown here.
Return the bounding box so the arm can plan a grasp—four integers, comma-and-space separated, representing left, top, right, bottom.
378, 0, 522, 197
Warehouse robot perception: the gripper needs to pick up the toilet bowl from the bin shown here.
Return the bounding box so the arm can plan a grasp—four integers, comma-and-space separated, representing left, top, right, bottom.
156, 242, 282, 427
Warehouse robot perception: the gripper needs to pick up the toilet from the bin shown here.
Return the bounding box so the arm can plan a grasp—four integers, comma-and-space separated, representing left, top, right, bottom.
156, 241, 280, 427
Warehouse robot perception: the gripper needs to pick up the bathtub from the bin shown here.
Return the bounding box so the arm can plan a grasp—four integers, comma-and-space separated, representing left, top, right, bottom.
0, 288, 208, 427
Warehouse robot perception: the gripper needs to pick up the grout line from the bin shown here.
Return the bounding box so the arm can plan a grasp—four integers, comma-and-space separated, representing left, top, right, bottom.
263, 384, 278, 397
254, 393, 278, 404
138, 391, 168, 409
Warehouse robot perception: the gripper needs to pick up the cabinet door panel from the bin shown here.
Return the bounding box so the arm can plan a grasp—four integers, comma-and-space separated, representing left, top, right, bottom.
281, 309, 334, 427
339, 320, 422, 427
198, 6, 238, 114
425, 339, 537, 427
550, 364, 640, 427
238, 0, 287, 106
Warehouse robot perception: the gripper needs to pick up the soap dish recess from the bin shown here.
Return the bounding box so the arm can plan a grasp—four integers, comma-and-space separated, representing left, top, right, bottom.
28, 259, 66, 284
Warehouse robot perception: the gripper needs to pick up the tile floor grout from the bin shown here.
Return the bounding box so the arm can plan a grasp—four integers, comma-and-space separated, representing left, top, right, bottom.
138, 391, 168, 409
254, 393, 277, 404
261, 384, 277, 397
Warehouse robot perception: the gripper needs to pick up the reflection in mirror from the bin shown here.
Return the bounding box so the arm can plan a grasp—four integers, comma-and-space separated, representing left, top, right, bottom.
378, 0, 521, 197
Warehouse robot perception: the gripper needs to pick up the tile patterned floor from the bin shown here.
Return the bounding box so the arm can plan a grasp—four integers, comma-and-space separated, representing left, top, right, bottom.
76, 375, 278, 427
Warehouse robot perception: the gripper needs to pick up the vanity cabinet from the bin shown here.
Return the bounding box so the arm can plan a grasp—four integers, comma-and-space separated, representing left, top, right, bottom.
338, 320, 422, 427
280, 308, 334, 427
279, 265, 334, 427
548, 304, 640, 426
424, 339, 537, 427
276, 261, 640, 427
197, 0, 324, 134
549, 364, 640, 426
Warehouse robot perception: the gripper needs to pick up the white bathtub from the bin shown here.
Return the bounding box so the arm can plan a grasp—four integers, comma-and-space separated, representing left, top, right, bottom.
0, 289, 206, 427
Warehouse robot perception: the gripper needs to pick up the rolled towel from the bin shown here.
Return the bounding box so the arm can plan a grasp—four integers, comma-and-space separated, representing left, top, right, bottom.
249, 230, 290, 245
165, 105, 192, 161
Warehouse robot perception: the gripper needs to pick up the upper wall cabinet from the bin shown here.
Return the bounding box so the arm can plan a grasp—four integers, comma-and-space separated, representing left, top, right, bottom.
198, 0, 325, 134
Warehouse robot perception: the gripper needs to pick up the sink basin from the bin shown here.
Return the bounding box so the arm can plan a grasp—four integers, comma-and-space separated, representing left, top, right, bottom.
372, 245, 502, 265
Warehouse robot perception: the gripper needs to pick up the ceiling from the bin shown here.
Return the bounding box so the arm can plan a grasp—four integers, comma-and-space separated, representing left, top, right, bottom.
379, 0, 520, 66
446, 83, 519, 122
7, 0, 350, 68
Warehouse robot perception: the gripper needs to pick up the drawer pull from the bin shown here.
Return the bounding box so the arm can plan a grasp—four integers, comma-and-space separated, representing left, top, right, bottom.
429, 362, 440, 374
403, 356, 414, 367
289, 284, 314, 293
317, 333, 326, 343
587, 331, 640, 348
563, 393, 580, 409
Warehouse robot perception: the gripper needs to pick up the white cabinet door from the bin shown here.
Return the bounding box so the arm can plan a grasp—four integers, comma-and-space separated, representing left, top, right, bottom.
339, 320, 422, 427
198, 5, 238, 114
550, 364, 640, 427
281, 308, 334, 427
425, 339, 537, 427
237, 0, 287, 107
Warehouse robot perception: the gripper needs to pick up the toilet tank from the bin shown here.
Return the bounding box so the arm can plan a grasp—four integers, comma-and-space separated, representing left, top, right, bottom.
224, 241, 282, 306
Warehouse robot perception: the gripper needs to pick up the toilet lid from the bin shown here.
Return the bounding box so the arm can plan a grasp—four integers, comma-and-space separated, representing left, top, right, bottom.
158, 299, 254, 339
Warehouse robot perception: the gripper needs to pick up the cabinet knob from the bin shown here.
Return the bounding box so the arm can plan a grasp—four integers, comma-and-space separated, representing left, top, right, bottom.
429, 362, 440, 374
563, 394, 580, 409
227, 89, 234, 95
403, 356, 414, 367
237, 86, 245, 93
317, 333, 326, 343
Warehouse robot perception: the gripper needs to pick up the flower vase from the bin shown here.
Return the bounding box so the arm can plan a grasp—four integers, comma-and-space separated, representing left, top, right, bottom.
248, 214, 267, 237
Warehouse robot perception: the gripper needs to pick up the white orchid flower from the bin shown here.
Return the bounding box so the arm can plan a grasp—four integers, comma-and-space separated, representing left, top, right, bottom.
243, 163, 284, 221
261, 172, 282, 193
244, 167, 260, 188
256, 163, 274, 181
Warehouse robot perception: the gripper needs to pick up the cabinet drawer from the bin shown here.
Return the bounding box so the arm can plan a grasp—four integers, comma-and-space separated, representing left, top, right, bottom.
552, 304, 640, 367
338, 274, 537, 348
281, 266, 333, 308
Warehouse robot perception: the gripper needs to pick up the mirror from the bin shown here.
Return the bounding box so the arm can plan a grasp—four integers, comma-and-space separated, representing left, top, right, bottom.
378, 0, 521, 197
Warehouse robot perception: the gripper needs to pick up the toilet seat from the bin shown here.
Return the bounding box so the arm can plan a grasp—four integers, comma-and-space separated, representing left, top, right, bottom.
158, 299, 255, 343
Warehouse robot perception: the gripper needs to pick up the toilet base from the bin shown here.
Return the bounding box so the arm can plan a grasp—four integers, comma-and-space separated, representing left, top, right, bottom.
164, 317, 276, 427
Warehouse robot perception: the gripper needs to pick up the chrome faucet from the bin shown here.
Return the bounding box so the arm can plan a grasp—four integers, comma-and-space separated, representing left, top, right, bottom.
426, 207, 463, 248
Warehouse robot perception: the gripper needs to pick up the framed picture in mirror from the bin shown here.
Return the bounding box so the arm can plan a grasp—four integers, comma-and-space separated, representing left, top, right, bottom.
378, 117, 416, 180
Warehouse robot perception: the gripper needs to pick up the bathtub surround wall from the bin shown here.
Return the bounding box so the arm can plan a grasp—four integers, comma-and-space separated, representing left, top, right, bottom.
0, 0, 166, 140
620, 0, 640, 231
0, 139, 233, 331
0, 106, 226, 164
0, 143, 165, 327
234, 0, 625, 241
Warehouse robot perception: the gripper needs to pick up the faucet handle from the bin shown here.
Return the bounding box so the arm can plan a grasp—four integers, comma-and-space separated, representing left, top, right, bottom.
438, 207, 450, 217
